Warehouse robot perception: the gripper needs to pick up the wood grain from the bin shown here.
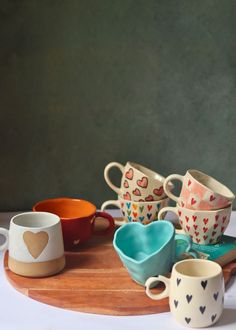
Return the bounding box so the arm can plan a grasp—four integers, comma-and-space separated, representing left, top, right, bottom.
4, 218, 236, 316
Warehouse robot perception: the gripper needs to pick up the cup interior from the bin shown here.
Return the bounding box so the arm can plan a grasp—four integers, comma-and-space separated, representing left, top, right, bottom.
174, 259, 222, 278
114, 221, 174, 262
33, 198, 96, 219
129, 162, 165, 182
12, 212, 59, 228
190, 170, 234, 199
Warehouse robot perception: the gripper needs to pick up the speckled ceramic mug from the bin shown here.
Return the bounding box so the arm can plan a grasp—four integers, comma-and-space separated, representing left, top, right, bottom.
104, 161, 168, 202
0, 212, 65, 277
145, 259, 224, 328
164, 170, 235, 210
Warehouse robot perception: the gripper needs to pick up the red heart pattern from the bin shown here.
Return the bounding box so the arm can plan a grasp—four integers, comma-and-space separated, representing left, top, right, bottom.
191, 198, 196, 205
147, 205, 152, 211
125, 168, 133, 180
188, 180, 192, 186
123, 192, 131, 200
210, 195, 216, 202
145, 195, 154, 201
133, 188, 141, 196
137, 177, 148, 188
153, 187, 164, 196
124, 180, 129, 188
203, 218, 208, 225
178, 210, 230, 245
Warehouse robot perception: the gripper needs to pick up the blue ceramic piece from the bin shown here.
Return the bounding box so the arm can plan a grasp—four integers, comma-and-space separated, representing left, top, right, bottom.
113, 221, 192, 285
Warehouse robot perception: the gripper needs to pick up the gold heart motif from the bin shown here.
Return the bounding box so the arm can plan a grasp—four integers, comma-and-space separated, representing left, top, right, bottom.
23, 231, 49, 259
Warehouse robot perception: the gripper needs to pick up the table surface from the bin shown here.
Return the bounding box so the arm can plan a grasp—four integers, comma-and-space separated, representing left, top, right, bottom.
0, 210, 236, 330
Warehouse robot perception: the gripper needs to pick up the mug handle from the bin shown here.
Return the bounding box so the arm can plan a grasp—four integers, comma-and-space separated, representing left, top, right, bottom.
145, 276, 170, 300
158, 206, 185, 235
92, 211, 115, 236
0, 228, 9, 251
175, 233, 192, 257
101, 200, 126, 226
104, 162, 124, 195
163, 174, 184, 203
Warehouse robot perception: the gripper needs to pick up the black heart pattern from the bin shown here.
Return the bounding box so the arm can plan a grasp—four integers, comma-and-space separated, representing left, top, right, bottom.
177, 278, 181, 286
185, 317, 191, 324
213, 292, 219, 301
201, 280, 207, 290
199, 306, 206, 314
174, 300, 178, 308
211, 314, 217, 323
186, 294, 192, 303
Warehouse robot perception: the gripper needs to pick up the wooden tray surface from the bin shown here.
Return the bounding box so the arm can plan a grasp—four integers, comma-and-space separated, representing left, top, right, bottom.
3, 218, 236, 316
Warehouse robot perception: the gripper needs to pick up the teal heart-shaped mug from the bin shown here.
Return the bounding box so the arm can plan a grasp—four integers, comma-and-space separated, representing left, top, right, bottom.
113, 221, 195, 285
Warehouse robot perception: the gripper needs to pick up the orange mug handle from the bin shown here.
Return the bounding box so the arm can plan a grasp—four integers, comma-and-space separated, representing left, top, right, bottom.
92, 211, 115, 236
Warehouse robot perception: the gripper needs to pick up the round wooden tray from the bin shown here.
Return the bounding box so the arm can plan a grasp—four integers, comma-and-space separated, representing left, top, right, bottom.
4, 218, 236, 316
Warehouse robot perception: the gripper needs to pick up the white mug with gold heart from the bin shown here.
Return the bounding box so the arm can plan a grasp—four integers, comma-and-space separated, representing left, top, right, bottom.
0, 212, 65, 277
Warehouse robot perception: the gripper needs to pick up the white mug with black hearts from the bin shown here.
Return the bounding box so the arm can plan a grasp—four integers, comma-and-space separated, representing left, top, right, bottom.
145, 259, 224, 328
0, 212, 65, 277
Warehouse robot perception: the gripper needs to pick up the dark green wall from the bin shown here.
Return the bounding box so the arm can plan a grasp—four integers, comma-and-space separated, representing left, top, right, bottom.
0, 0, 235, 211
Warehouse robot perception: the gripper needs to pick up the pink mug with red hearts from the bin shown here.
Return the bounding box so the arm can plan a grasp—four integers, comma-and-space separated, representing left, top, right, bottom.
158, 204, 232, 245
104, 161, 169, 202
164, 169, 235, 210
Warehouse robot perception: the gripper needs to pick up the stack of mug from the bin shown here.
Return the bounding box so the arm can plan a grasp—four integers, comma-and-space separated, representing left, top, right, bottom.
158, 169, 235, 245
101, 161, 171, 225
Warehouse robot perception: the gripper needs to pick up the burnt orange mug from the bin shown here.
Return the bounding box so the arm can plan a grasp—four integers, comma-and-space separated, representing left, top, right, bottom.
33, 198, 115, 250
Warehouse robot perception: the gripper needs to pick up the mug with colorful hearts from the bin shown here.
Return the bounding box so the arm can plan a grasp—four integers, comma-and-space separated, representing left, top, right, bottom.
104, 161, 169, 202
145, 259, 224, 328
101, 196, 169, 225
158, 204, 232, 245
33, 198, 115, 250
0, 212, 65, 277
164, 169, 235, 210
113, 221, 194, 285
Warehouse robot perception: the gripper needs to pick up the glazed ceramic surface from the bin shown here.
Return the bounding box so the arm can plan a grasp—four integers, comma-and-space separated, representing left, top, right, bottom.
0, 212, 65, 277
104, 161, 168, 201
33, 198, 115, 250
101, 196, 169, 226
159, 205, 232, 245
164, 169, 235, 210
146, 259, 224, 328
113, 221, 192, 285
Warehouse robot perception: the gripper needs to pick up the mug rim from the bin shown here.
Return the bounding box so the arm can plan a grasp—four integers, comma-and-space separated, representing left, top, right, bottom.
127, 161, 165, 182
118, 195, 169, 205
173, 258, 222, 279
33, 197, 97, 220
113, 220, 175, 264
11, 211, 60, 229
177, 203, 232, 214
187, 169, 235, 200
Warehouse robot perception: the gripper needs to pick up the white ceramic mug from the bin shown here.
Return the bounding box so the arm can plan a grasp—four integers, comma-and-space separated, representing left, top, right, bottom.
104, 161, 169, 202
0, 212, 65, 277
101, 196, 169, 225
164, 169, 235, 210
145, 259, 224, 328
158, 205, 232, 245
